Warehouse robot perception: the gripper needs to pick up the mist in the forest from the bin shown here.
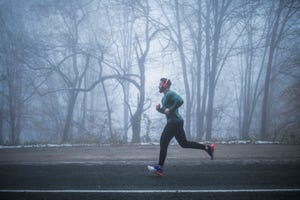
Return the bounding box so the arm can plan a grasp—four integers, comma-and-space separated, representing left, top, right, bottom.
0, 0, 299, 145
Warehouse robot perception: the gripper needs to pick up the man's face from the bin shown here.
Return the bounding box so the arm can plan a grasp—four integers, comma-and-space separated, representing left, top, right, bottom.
158, 81, 164, 93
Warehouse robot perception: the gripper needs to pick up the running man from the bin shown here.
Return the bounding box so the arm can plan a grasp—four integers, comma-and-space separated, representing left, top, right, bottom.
147, 78, 214, 176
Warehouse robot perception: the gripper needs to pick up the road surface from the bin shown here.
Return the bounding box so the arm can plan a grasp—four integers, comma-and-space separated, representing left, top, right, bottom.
0, 144, 299, 199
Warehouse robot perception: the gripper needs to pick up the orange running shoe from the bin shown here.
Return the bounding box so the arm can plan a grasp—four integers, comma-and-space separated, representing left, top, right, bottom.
206, 144, 215, 160
147, 165, 163, 176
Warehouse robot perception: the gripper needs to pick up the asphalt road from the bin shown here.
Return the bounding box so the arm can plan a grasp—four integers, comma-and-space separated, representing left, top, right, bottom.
0, 162, 300, 200
0, 144, 300, 199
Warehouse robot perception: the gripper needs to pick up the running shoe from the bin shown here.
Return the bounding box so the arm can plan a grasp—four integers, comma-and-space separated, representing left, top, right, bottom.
147, 165, 163, 176
206, 144, 215, 160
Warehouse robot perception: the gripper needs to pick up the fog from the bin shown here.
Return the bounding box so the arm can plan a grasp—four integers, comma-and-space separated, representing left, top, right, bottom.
0, 0, 299, 145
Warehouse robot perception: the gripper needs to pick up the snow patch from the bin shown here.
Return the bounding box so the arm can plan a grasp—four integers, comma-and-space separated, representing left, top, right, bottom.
0, 143, 98, 149
0, 141, 283, 149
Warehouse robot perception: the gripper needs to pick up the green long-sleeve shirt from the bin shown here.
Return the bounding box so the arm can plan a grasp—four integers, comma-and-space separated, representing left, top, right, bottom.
157, 90, 184, 123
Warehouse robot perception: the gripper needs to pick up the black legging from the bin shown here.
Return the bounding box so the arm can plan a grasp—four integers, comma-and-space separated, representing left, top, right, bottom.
158, 120, 205, 166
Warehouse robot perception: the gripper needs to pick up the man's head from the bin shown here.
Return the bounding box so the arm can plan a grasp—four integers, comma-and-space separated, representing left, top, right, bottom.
159, 78, 171, 93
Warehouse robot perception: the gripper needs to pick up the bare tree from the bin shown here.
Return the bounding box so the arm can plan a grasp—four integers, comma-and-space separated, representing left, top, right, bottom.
237, 1, 264, 140
30, 0, 107, 143
260, 0, 298, 140
103, 1, 136, 143
205, 0, 233, 140
278, 48, 300, 143
200, 0, 212, 140
0, 1, 34, 144
1, 0, 299, 145
131, 0, 159, 143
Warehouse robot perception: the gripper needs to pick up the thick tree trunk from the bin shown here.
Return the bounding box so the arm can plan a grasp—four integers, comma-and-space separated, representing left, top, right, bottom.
131, 57, 145, 143
62, 91, 78, 143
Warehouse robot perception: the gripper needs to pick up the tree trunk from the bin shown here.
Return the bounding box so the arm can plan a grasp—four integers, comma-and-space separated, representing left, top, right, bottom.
101, 82, 114, 142
199, 0, 211, 140
206, 0, 231, 141
240, 26, 254, 139
196, 0, 203, 141
131, 110, 142, 143
175, 0, 192, 139
131, 1, 155, 143
260, 0, 284, 140
131, 56, 146, 143
79, 75, 87, 136
7, 64, 22, 145
62, 90, 78, 143
0, 96, 3, 144
206, 0, 222, 141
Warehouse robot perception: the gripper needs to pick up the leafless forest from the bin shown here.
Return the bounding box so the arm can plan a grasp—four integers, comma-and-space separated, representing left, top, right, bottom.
0, 0, 299, 145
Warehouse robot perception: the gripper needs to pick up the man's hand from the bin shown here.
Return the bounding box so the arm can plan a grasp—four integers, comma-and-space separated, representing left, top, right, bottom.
164, 108, 170, 115
156, 104, 161, 111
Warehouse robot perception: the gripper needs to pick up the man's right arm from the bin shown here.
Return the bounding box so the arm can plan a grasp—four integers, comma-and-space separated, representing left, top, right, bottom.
156, 104, 165, 114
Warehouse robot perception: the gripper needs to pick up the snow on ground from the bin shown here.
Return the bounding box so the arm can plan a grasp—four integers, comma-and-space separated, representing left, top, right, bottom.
0, 141, 283, 149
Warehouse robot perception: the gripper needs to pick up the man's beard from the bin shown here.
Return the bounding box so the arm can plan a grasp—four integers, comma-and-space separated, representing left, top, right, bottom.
159, 87, 164, 93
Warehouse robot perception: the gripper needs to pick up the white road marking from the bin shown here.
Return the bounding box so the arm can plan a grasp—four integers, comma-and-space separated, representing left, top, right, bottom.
0, 189, 299, 193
